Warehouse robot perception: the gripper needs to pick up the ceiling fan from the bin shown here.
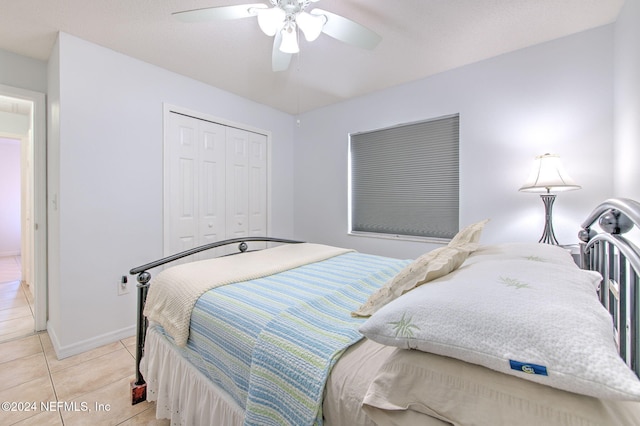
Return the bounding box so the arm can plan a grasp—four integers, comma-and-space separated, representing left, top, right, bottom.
173, 0, 382, 71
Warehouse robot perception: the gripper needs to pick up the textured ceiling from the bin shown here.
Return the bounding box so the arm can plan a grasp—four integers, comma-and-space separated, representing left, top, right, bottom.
0, 0, 624, 114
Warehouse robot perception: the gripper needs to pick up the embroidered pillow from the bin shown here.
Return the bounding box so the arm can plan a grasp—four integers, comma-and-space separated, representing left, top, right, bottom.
448, 219, 490, 247
360, 244, 640, 400
352, 244, 476, 317
352, 220, 489, 317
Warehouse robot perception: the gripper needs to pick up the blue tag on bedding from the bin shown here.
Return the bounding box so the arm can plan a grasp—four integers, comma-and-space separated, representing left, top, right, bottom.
509, 360, 548, 376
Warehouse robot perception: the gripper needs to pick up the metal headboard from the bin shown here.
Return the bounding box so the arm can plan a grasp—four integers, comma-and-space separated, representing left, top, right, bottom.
579, 198, 640, 378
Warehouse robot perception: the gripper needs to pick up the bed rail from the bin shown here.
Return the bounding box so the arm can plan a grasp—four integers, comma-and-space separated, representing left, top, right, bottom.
579, 198, 640, 378
127, 236, 304, 405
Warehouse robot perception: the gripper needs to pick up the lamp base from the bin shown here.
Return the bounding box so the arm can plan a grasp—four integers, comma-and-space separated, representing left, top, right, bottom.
538, 194, 559, 245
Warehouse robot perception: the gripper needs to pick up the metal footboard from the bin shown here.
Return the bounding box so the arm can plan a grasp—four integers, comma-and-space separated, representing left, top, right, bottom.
127, 236, 303, 404
579, 198, 640, 377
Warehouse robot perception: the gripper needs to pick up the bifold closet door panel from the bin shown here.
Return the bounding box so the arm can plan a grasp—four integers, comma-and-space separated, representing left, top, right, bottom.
165, 113, 226, 261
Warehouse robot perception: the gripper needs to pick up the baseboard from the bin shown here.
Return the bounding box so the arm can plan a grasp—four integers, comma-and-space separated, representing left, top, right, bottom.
47, 322, 136, 359
0, 250, 21, 257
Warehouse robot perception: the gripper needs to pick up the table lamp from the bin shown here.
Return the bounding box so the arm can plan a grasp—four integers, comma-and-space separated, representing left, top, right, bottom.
519, 153, 581, 245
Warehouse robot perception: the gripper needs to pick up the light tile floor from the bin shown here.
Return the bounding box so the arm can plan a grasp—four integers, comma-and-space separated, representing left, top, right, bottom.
0, 257, 170, 425
0, 256, 34, 343
0, 333, 168, 425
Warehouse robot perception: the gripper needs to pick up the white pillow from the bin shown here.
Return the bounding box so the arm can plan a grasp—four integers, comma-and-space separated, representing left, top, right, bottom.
359, 243, 640, 400
352, 220, 489, 318
464, 241, 578, 268
363, 347, 640, 426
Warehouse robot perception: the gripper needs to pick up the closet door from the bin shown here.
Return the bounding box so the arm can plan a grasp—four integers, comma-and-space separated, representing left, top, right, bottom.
198, 120, 227, 259
248, 132, 267, 238
166, 113, 226, 261
165, 110, 269, 259
226, 127, 249, 239
166, 113, 198, 260
225, 129, 268, 249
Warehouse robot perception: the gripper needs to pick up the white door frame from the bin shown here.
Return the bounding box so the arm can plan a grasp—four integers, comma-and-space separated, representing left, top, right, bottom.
0, 84, 47, 331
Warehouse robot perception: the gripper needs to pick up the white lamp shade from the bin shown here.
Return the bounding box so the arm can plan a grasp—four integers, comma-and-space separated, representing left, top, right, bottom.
519, 153, 581, 193
279, 24, 300, 53
257, 7, 286, 36
296, 11, 325, 41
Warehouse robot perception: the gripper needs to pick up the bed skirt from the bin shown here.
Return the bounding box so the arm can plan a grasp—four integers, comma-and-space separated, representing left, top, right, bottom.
141, 325, 244, 425
141, 324, 445, 426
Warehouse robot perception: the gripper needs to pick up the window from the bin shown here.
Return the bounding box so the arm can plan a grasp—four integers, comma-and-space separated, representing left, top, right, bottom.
349, 114, 459, 241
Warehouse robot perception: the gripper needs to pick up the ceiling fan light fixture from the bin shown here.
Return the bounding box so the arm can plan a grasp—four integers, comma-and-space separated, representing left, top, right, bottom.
256, 7, 286, 36
173, 2, 382, 72
279, 24, 299, 53
296, 11, 326, 41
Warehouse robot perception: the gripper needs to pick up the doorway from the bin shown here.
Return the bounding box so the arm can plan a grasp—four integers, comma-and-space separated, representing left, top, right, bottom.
0, 84, 47, 338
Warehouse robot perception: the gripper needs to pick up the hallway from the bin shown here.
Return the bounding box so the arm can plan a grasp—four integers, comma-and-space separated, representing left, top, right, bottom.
0, 255, 34, 343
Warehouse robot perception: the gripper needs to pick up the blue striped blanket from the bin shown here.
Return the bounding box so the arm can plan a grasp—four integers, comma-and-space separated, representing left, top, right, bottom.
179, 251, 410, 426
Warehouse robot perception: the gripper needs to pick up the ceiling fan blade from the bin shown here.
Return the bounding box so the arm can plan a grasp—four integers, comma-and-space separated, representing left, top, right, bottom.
272, 31, 292, 72
173, 3, 268, 23
310, 8, 381, 50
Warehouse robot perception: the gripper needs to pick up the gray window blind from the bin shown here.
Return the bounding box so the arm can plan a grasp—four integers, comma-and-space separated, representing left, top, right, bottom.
350, 114, 459, 239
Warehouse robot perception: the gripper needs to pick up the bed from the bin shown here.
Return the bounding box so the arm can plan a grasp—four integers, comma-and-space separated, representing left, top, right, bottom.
129, 198, 640, 425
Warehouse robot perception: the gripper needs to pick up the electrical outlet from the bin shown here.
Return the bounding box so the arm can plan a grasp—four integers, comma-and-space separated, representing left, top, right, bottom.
118, 275, 129, 296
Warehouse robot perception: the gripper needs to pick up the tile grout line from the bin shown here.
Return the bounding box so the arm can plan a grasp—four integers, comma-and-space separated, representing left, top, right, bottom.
38, 332, 65, 425
20, 280, 36, 322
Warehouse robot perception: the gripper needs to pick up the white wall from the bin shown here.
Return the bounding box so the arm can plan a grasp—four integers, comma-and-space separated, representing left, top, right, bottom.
294, 26, 615, 259
0, 138, 21, 256
0, 49, 47, 93
47, 33, 296, 357
614, 0, 640, 199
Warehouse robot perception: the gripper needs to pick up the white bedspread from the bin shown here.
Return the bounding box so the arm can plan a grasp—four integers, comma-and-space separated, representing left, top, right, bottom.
143, 243, 353, 347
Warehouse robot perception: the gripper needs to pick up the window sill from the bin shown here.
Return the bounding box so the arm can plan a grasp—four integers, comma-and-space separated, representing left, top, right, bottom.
348, 231, 450, 245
